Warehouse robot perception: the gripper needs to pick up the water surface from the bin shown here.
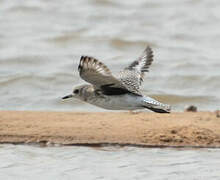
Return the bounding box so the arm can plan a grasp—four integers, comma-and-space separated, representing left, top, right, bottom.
1, 2, 220, 179
0, 144, 220, 180
0, 0, 220, 111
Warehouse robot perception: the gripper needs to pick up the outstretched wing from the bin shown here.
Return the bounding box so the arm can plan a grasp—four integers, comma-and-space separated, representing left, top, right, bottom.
78, 56, 141, 96
119, 46, 154, 91
127, 46, 153, 83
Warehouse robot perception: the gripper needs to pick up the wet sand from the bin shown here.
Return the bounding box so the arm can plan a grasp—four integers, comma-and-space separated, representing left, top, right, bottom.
0, 111, 220, 148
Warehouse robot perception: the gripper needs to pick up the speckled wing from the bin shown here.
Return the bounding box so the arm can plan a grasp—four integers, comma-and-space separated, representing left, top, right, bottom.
119, 46, 154, 91
78, 56, 141, 95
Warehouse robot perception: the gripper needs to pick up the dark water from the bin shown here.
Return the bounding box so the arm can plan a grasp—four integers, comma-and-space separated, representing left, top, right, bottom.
0, 0, 220, 111
0, 144, 220, 180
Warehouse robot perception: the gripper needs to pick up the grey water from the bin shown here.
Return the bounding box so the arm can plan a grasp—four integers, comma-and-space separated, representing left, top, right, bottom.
0, 144, 220, 180
1, 0, 220, 179
0, 0, 220, 112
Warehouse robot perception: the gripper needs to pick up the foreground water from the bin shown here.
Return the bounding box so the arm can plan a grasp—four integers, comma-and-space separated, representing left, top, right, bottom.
0, 0, 220, 112
0, 144, 219, 180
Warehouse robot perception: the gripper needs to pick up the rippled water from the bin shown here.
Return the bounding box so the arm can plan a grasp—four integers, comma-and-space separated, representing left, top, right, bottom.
0, 0, 220, 111
0, 144, 219, 180
1, 2, 220, 179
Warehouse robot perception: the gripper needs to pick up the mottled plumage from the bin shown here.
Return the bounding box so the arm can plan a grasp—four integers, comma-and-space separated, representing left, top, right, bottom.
122, 46, 154, 86
63, 46, 171, 113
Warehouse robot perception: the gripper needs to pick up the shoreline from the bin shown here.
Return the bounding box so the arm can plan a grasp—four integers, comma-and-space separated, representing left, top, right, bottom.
0, 111, 220, 148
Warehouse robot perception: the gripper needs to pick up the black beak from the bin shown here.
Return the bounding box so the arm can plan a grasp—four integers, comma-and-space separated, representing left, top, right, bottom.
62, 94, 73, 99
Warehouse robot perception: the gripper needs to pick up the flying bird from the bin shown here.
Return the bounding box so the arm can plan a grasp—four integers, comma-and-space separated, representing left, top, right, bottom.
63, 46, 171, 113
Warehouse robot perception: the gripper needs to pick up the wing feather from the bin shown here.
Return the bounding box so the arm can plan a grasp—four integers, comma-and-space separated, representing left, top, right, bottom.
120, 46, 154, 90
127, 46, 153, 73
78, 56, 141, 95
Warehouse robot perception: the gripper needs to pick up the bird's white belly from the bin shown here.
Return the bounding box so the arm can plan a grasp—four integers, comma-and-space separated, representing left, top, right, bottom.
88, 94, 144, 110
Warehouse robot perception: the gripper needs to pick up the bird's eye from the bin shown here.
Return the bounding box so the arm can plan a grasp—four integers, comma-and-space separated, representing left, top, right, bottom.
74, 89, 79, 94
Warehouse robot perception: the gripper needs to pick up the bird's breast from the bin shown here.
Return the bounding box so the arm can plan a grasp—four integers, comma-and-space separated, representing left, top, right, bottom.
87, 94, 144, 110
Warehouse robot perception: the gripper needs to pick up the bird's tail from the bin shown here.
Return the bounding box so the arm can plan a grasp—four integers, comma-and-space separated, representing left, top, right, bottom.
141, 96, 171, 113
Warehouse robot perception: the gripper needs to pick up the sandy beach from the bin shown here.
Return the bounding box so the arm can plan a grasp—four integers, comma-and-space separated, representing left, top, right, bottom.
0, 111, 220, 148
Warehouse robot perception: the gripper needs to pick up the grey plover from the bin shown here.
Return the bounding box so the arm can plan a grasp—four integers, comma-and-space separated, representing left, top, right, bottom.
63, 46, 171, 113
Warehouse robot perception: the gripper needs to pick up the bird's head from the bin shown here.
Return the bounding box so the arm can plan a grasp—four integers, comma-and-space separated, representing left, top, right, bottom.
62, 84, 92, 100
